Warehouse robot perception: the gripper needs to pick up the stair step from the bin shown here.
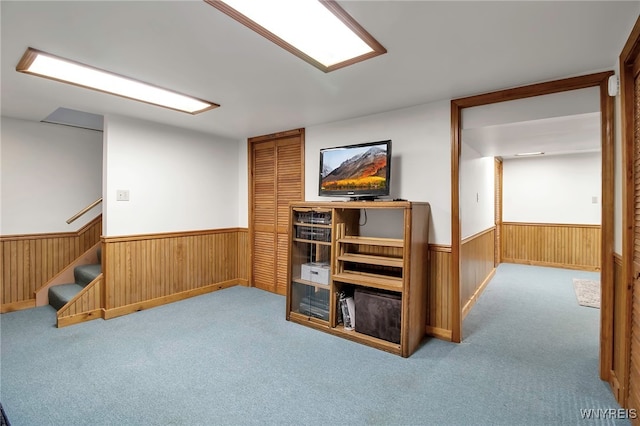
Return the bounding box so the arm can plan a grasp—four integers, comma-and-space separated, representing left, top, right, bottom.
97, 246, 102, 264
74, 264, 101, 287
49, 283, 83, 311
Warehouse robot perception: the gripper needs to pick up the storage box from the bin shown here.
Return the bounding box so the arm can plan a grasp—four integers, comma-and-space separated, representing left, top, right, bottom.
301, 262, 330, 285
354, 288, 401, 344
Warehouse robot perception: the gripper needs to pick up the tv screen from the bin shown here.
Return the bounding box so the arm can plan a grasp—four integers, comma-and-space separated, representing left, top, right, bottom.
319, 140, 391, 200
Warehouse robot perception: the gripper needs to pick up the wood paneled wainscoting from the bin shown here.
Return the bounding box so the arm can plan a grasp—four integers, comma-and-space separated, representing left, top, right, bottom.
427, 244, 453, 341
0, 216, 102, 312
461, 227, 496, 319
57, 274, 104, 328
236, 229, 249, 285
501, 222, 601, 271
102, 228, 248, 319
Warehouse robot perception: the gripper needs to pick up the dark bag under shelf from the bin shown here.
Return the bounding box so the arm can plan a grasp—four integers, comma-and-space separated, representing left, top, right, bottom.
354, 288, 401, 344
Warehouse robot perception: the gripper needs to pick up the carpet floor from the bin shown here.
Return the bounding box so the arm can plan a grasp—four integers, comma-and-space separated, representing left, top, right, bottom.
0, 264, 627, 425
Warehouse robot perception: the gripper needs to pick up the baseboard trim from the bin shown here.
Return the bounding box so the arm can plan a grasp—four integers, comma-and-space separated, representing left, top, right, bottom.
103, 227, 245, 243
461, 227, 495, 245
1, 299, 36, 313
501, 221, 600, 229
425, 325, 453, 341
428, 244, 452, 253
57, 309, 103, 328
501, 259, 600, 272
104, 279, 239, 320
0, 215, 102, 241
462, 267, 496, 319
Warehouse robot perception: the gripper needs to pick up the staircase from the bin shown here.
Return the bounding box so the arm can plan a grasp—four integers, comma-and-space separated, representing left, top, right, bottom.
48, 247, 102, 311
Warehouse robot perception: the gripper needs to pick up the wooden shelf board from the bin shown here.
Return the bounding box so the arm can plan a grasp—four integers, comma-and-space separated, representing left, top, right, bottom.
287, 314, 402, 355
333, 272, 403, 292
292, 201, 413, 209
291, 277, 331, 290
289, 311, 330, 327
292, 238, 331, 246
338, 253, 403, 268
338, 236, 404, 248
292, 207, 332, 213
332, 325, 402, 355
293, 222, 332, 228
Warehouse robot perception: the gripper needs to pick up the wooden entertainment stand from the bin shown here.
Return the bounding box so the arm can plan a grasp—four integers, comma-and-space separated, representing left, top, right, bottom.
286, 201, 429, 357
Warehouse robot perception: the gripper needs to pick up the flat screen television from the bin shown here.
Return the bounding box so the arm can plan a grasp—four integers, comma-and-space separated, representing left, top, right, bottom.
319, 140, 391, 200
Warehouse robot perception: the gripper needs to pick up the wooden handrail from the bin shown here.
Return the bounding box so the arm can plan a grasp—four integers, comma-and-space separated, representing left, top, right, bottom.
66, 197, 102, 224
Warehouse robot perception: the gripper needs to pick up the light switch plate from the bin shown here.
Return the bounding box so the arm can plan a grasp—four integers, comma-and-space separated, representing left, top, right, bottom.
116, 190, 130, 201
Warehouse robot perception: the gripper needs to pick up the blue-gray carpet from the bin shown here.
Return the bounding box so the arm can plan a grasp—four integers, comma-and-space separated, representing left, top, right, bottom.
0, 264, 627, 425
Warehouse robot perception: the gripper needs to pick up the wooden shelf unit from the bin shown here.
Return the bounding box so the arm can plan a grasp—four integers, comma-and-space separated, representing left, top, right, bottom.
286, 201, 430, 357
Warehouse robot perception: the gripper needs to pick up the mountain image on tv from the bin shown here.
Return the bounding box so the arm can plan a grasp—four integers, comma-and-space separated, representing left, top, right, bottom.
321, 146, 388, 191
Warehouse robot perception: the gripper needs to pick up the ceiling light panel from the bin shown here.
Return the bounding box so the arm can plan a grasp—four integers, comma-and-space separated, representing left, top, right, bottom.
206, 0, 386, 72
514, 152, 545, 157
16, 48, 219, 114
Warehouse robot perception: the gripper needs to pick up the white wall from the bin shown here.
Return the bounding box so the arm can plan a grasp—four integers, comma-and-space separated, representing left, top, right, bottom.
305, 101, 451, 244
237, 138, 248, 228
1, 117, 103, 234
462, 87, 600, 129
103, 115, 242, 236
503, 152, 601, 224
460, 143, 495, 238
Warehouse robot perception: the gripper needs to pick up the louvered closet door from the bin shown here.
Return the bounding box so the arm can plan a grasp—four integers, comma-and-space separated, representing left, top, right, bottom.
494, 158, 503, 266
252, 140, 277, 292
275, 138, 303, 294
629, 63, 640, 412
250, 130, 304, 295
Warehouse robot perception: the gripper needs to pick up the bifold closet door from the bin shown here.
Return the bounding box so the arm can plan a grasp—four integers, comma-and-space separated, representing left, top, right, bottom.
629, 55, 640, 412
250, 130, 304, 295
494, 158, 503, 266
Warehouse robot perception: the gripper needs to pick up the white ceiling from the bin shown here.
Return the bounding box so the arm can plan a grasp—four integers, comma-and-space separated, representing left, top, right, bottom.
1, 1, 639, 142
462, 86, 603, 158
463, 112, 602, 158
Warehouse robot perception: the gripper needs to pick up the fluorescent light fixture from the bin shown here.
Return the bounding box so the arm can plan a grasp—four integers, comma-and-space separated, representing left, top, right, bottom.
206, 0, 386, 72
16, 48, 219, 114
514, 151, 545, 157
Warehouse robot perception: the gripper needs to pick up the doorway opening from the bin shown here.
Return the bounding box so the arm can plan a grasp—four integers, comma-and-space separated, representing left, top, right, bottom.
450, 72, 615, 387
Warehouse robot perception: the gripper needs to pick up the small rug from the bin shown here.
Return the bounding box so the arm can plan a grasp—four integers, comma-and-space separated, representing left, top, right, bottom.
572, 278, 600, 309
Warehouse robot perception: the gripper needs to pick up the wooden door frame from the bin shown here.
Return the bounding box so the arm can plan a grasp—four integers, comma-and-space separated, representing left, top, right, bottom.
494, 157, 503, 266
450, 73, 615, 383
247, 128, 305, 290
620, 16, 640, 408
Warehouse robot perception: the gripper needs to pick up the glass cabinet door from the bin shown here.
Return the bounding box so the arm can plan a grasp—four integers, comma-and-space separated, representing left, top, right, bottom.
289, 208, 332, 323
